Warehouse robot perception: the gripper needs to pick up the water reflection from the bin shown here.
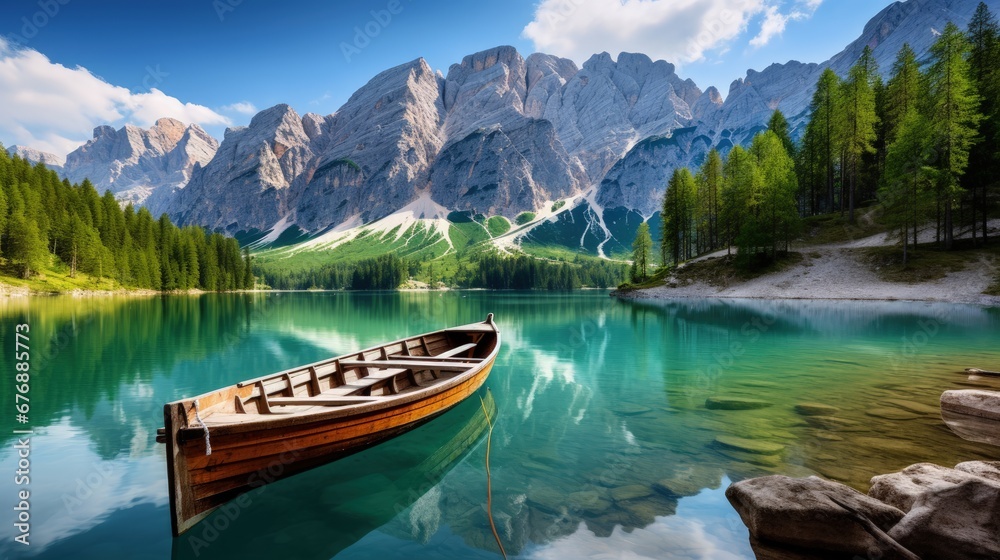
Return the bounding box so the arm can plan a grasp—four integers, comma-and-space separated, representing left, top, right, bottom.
171, 393, 495, 559
0, 293, 998, 559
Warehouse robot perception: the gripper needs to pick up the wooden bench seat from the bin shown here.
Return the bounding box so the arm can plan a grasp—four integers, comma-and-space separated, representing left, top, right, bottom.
244, 340, 483, 411
340, 360, 473, 371
269, 396, 377, 407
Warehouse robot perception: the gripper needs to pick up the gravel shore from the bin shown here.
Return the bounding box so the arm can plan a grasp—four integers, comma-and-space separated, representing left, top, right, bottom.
618, 229, 1000, 307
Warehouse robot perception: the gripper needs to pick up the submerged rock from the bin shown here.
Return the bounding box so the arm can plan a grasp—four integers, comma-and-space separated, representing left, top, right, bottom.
803, 415, 862, 431
714, 436, 785, 455
610, 484, 653, 502
725, 475, 905, 555
609, 403, 653, 416
868, 462, 999, 512
864, 407, 921, 421
793, 403, 840, 416
941, 390, 1000, 421
889, 479, 1000, 559
705, 396, 773, 410
883, 399, 939, 415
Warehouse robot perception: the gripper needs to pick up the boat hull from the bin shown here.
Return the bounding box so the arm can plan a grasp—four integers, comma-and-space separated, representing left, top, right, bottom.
164, 317, 499, 536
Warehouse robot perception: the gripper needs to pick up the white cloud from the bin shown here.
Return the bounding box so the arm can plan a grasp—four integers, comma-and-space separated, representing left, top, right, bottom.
221, 101, 258, 115
750, 5, 790, 47
522, 0, 823, 66
0, 38, 230, 157
750, 1, 821, 48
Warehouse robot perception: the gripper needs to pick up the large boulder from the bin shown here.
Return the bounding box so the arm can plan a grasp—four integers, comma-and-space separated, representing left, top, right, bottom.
955, 461, 1000, 483
869, 463, 999, 512
726, 475, 905, 555
940, 390, 1000, 421
889, 479, 1000, 559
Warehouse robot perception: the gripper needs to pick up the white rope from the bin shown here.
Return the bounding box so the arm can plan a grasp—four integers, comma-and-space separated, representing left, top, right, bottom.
193, 400, 212, 456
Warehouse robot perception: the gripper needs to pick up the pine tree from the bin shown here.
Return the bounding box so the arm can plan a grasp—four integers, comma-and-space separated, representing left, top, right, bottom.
243, 247, 254, 289
0, 185, 7, 255
662, 168, 697, 264
631, 222, 653, 281
885, 44, 923, 144
927, 22, 982, 249
881, 109, 934, 264
6, 212, 47, 278
720, 145, 758, 255
695, 149, 723, 253
767, 110, 795, 157
749, 131, 800, 257
840, 46, 880, 224
966, 2, 1000, 243
809, 68, 843, 213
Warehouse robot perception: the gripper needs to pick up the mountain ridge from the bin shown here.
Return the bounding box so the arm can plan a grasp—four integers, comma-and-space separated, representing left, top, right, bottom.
7, 0, 996, 256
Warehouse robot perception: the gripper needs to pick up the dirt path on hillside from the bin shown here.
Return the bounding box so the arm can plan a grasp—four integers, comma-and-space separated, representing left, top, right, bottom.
626, 221, 1000, 306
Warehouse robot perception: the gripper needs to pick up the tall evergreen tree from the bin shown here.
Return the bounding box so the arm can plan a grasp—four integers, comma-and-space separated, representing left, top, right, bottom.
749, 131, 800, 257
767, 110, 795, 156
631, 222, 653, 281
808, 69, 842, 213
695, 149, 723, 253
966, 2, 1000, 243
927, 22, 982, 249
885, 43, 924, 144
6, 212, 47, 278
720, 146, 759, 255
840, 46, 880, 224
662, 168, 697, 264
881, 109, 934, 264
0, 185, 7, 255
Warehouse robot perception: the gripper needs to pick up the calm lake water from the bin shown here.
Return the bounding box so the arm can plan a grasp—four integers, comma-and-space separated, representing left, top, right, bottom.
1, 292, 999, 559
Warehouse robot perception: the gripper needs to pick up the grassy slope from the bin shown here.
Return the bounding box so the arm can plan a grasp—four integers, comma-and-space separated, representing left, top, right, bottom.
864, 239, 1000, 284
254, 222, 451, 274
253, 211, 630, 286
0, 257, 126, 293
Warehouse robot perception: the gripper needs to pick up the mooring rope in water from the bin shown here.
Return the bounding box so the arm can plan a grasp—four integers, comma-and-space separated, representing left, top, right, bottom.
193, 400, 212, 456
479, 394, 507, 560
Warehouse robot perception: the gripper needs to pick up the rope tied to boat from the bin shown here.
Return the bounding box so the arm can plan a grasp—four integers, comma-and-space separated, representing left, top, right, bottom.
193, 400, 212, 456
479, 393, 506, 560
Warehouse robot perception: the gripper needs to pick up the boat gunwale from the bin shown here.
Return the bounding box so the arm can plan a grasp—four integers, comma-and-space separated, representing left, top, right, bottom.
169, 317, 501, 436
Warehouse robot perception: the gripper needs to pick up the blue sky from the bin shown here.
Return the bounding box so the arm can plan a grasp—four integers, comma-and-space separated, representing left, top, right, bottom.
1, 0, 888, 156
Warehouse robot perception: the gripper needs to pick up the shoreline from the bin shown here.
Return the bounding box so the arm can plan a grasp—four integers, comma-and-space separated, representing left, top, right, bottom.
614, 289, 1000, 307
613, 238, 1000, 307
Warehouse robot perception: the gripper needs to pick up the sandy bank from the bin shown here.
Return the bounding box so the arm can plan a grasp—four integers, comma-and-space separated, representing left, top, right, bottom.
618, 230, 1000, 306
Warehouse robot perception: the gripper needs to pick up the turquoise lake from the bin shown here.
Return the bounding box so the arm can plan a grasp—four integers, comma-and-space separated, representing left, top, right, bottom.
1, 292, 999, 559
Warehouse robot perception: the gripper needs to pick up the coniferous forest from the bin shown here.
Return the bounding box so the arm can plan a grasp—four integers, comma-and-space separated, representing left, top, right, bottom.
260, 252, 626, 290
0, 147, 253, 290
640, 4, 1000, 282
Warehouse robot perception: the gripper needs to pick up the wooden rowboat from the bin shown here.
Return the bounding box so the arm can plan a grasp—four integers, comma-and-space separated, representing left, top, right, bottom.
159, 314, 500, 536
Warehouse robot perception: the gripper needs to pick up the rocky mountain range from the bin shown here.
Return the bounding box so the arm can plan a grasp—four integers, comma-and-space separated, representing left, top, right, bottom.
5, 145, 65, 171
10, 0, 998, 252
